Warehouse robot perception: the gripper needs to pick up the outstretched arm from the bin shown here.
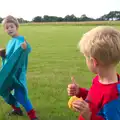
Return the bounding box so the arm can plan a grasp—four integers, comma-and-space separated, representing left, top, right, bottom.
21, 41, 27, 50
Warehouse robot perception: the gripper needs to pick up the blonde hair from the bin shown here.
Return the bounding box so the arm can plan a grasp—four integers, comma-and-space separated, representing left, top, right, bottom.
2, 15, 19, 28
79, 26, 120, 65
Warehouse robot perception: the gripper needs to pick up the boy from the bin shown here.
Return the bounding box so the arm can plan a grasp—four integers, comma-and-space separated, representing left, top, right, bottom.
67, 26, 120, 120
0, 15, 38, 120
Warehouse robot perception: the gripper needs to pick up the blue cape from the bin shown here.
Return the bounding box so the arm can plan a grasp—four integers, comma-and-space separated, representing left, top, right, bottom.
0, 42, 31, 98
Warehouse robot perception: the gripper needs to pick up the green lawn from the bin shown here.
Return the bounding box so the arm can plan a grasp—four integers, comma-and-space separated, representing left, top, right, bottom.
0, 25, 120, 120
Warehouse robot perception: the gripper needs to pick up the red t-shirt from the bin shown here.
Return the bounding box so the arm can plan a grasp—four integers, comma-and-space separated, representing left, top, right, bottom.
76, 75, 120, 120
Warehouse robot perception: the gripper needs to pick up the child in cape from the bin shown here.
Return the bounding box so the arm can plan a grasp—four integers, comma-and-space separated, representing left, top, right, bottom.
67, 26, 120, 120
0, 15, 39, 120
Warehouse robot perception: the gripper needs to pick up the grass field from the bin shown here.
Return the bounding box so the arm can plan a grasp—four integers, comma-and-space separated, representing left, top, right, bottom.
0, 24, 120, 120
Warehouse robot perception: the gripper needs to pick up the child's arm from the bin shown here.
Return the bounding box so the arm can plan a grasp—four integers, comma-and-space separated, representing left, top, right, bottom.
68, 76, 89, 100
76, 88, 89, 100
72, 100, 104, 120
72, 76, 89, 99
21, 38, 31, 53
21, 41, 27, 50
76, 76, 98, 100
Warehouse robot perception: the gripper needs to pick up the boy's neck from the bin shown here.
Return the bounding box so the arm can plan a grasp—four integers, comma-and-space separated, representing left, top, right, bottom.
12, 32, 19, 37
98, 66, 118, 84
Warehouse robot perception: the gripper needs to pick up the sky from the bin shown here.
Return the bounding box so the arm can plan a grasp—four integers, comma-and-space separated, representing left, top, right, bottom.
0, 0, 120, 21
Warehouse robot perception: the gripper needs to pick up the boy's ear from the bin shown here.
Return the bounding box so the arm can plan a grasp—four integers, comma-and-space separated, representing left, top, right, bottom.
91, 57, 98, 67
16, 27, 19, 30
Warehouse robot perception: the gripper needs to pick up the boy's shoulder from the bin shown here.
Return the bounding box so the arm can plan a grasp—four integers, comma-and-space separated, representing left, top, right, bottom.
98, 75, 120, 119
92, 74, 120, 104
92, 75, 99, 84
16, 35, 25, 40
14, 35, 25, 43
92, 74, 120, 84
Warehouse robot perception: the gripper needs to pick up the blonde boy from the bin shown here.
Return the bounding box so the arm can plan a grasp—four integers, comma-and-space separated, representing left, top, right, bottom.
67, 26, 120, 120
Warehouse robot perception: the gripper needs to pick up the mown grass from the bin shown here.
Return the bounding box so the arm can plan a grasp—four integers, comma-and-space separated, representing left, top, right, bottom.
0, 24, 120, 120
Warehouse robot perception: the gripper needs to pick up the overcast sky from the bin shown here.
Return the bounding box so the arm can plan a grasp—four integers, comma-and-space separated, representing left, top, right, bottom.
0, 0, 119, 20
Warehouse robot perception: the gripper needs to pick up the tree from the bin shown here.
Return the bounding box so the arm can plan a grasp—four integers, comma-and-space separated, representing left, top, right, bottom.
98, 11, 120, 21
79, 14, 95, 21
31, 11, 120, 22
115, 11, 120, 20
32, 16, 42, 22
57, 17, 63, 22
43, 15, 49, 22
64, 14, 77, 21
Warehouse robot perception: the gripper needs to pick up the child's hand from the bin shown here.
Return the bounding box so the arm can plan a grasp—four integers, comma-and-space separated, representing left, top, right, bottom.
72, 100, 91, 120
68, 96, 83, 110
67, 76, 80, 96
0, 48, 6, 57
21, 41, 27, 49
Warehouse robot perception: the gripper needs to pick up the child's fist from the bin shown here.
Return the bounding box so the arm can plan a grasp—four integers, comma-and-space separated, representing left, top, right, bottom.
67, 84, 79, 96
21, 41, 27, 49
0, 48, 6, 57
67, 76, 80, 96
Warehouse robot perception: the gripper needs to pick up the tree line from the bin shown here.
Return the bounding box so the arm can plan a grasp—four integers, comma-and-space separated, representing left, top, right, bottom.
0, 11, 120, 23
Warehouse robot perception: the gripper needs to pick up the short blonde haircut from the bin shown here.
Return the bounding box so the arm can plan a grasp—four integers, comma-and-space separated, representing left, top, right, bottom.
2, 15, 19, 28
79, 26, 120, 65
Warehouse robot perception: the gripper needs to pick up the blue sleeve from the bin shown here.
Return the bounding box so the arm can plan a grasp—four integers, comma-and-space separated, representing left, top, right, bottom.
99, 99, 120, 120
98, 84, 120, 120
